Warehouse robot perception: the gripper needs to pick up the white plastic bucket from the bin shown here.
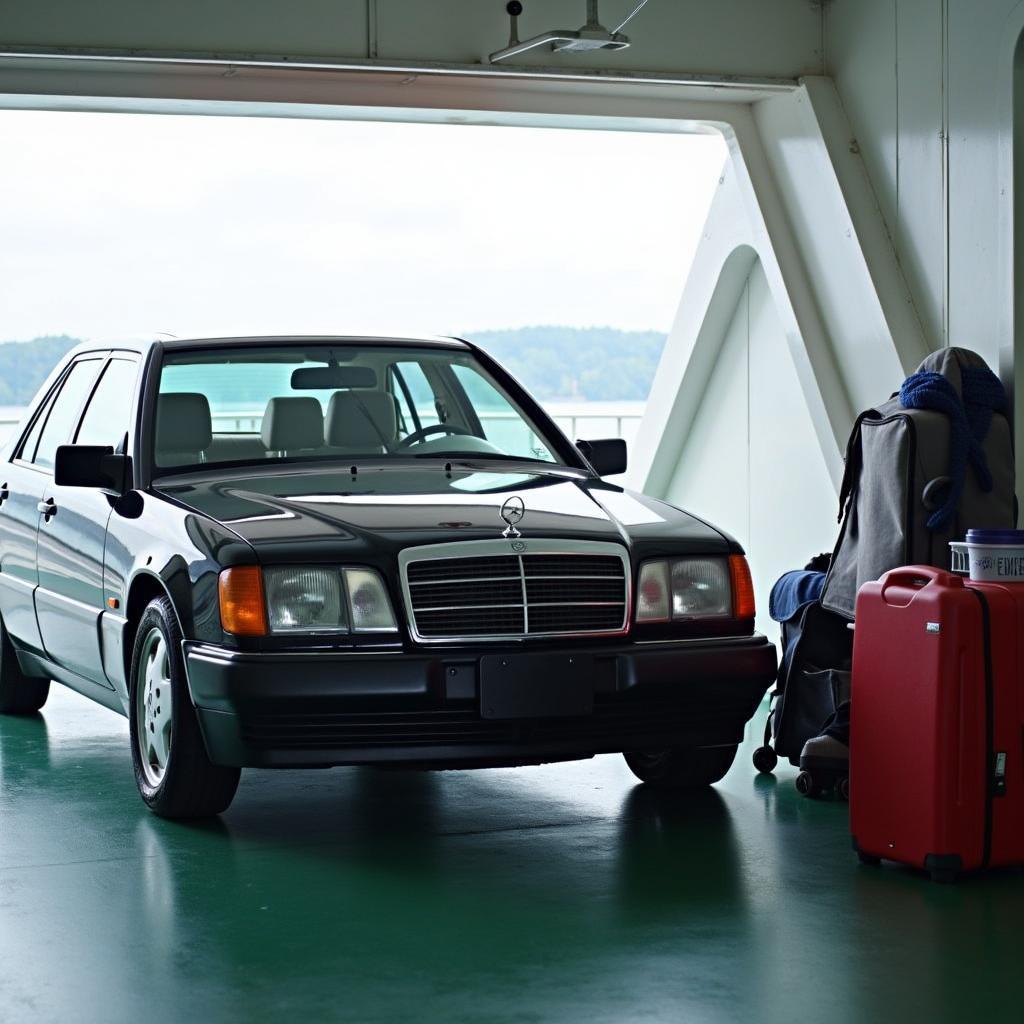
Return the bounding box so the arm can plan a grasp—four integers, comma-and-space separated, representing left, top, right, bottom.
964, 529, 1024, 582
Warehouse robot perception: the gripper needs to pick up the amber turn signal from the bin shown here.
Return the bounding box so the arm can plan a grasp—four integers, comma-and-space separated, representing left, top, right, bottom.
219, 566, 268, 636
729, 554, 756, 620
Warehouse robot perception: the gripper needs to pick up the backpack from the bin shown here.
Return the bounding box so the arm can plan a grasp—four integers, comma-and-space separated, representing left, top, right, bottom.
819, 347, 1015, 620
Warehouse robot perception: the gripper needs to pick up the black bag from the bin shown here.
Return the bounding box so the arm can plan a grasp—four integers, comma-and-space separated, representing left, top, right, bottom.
763, 601, 852, 766
754, 561, 851, 770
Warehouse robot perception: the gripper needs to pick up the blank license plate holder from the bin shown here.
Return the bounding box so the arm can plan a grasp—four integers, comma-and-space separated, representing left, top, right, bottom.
479, 653, 595, 720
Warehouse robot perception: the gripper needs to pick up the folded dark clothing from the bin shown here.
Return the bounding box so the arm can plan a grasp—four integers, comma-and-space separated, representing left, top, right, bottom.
823, 700, 850, 744
768, 569, 826, 623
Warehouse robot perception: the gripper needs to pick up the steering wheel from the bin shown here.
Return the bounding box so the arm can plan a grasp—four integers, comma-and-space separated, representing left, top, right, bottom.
396, 423, 475, 449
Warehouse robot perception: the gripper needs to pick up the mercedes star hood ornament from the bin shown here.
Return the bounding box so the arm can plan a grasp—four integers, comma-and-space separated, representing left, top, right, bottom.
499, 495, 525, 538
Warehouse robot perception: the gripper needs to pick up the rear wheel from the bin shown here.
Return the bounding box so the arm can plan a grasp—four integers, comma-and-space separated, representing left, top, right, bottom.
128, 597, 240, 818
0, 617, 49, 715
623, 744, 737, 789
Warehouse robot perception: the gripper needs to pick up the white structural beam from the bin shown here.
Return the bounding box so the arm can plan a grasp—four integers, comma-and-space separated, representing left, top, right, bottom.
0, 53, 784, 125
631, 79, 931, 496
752, 79, 931, 404
632, 169, 758, 497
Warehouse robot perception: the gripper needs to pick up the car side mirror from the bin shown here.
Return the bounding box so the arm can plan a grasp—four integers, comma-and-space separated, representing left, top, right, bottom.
54, 445, 131, 494
576, 438, 627, 477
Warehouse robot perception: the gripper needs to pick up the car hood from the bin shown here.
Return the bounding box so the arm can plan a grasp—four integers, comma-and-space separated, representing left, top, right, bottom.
154, 463, 732, 563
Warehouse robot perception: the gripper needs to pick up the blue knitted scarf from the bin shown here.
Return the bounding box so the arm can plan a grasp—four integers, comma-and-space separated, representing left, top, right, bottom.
898, 366, 1007, 529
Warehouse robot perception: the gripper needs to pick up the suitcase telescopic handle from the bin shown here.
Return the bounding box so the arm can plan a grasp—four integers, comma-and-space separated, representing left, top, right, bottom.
880, 565, 961, 605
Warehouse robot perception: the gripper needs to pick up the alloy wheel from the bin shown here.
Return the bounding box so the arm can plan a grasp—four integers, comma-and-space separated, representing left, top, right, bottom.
135, 626, 173, 787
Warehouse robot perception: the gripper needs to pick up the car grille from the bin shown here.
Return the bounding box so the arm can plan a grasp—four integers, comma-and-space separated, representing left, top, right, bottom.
400, 541, 630, 642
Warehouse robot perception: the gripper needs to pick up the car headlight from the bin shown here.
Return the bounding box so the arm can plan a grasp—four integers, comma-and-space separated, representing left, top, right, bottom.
219, 566, 398, 636
264, 567, 346, 633
636, 555, 755, 622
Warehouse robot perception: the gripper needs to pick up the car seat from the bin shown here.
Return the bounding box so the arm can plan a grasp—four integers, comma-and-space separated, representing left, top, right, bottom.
324, 390, 399, 454
261, 396, 324, 458
155, 392, 212, 467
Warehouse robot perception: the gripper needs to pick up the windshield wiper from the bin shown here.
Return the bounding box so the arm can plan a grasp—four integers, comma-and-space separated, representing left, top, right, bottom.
411, 451, 563, 466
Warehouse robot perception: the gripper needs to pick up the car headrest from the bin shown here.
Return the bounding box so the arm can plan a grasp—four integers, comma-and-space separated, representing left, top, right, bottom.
324, 391, 397, 448
260, 397, 324, 452
156, 393, 212, 456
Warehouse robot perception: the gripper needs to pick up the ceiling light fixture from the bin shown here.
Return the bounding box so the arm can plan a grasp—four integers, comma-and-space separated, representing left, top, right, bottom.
488, 0, 647, 64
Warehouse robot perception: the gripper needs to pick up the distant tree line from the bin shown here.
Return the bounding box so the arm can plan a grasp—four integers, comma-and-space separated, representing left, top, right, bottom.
0, 335, 79, 405
0, 327, 668, 406
464, 326, 667, 401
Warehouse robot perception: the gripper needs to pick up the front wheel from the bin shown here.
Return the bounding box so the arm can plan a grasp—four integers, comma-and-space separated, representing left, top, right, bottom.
128, 597, 240, 818
0, 617, 49, 715
623, 744, 737, 789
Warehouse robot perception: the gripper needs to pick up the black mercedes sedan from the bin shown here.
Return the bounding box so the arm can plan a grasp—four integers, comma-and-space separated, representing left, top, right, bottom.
0, 335, 775, 817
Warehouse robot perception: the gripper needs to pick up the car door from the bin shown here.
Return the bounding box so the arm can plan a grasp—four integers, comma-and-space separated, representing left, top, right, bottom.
0, 357, 105, 653
35, 354, 138, 684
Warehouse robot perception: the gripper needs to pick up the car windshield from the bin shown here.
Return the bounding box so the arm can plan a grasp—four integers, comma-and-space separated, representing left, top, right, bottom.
153, 342, 565, 473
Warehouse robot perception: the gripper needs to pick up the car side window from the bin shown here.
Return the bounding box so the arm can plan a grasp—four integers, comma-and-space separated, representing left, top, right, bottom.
31, 358, 104, 470
75, 358, 140, 451
18, 388, 59, 466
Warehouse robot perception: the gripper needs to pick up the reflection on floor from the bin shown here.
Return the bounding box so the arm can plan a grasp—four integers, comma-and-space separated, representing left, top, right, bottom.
2, 685, 1022, 1023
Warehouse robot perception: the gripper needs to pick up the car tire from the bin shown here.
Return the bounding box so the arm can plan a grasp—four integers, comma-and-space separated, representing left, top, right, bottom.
128, 596, 240, 818
623, 744, 738, 789
0, 617, 50, 715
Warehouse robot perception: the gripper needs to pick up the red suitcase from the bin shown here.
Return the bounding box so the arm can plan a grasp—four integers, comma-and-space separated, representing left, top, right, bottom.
850, 565, 1024, 882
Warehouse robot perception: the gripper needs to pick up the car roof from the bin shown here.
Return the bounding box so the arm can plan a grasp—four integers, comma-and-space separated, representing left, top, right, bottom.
162, 334, 470, 350
65, 334, 471, 358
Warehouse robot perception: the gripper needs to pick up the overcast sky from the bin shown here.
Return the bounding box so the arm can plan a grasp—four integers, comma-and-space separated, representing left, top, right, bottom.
0, 110, 726, 344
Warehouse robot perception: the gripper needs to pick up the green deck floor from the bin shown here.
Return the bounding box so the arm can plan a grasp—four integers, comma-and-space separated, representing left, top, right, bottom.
2, 685, 1022, 1023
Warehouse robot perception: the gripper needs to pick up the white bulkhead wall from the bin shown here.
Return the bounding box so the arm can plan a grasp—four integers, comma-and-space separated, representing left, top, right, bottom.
826, 0, 1014, 366
825, 0, 1024, 485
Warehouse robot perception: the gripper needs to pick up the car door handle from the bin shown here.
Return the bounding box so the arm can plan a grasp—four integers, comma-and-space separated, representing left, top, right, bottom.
37, 498, 57, 521
0, 483, 8, 506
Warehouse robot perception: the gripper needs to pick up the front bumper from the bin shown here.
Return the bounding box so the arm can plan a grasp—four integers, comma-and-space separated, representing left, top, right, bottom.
183, 635, 777, 769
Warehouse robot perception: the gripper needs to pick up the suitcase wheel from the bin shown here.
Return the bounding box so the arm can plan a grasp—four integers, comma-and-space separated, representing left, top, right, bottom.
795, 770, 822, 798
796, 766, 848, 801
752, 746, 778, 775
